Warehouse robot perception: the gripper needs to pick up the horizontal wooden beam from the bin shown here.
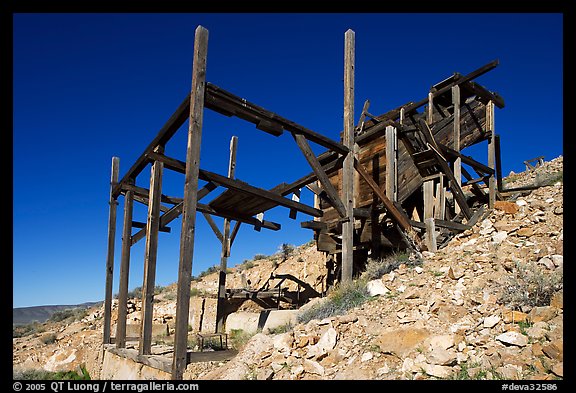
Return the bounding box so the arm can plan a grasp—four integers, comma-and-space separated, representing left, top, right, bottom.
439, 144, 494, 175
122, 183, 183, 205
461, 80, 505, 109
131, 194, 171, 213
130, 182, 217, 245
148, 151, 323, 218
430, 60, 500, 99
409, 219, 471, 232
131, 221, 171, 233
204, 83, 349, 155
197, 203, 281, 231
112, 95, 191, 198
300, 220, 327, 230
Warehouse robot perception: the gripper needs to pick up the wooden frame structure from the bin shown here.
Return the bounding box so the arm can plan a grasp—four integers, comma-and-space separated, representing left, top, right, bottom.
103, 26, 505, 379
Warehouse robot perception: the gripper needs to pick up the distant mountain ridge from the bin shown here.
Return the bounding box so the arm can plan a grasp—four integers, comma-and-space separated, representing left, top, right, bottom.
13, 302, 101, 325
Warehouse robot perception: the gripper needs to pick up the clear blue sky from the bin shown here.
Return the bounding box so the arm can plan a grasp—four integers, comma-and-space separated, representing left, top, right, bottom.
12, 13, 563, 308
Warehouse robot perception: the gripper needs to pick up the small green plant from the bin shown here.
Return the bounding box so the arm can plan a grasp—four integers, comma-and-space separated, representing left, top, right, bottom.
266, 322, 293, 335
297, 279, 370, 324
237, 260, 255, 272
253, 254, 268, 261
189, 288, 207, 298
13, 366, 90, 380
229, 329, 255, 350
518, 320, 533, 336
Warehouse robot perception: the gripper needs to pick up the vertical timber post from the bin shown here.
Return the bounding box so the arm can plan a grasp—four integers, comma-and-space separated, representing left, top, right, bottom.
172, 25, 208, 380
342, 29, 355, 283
495, 134, 503, 192
216, 135, 238, 333
423, 91, 436, 231
116, 178, 135, 349
385, 125, 398, 202
487, 100, 496, 208
425, 217, 437, 252
139, 145, 164, 355
452, 85, 462, 215
103, 157, 120, 345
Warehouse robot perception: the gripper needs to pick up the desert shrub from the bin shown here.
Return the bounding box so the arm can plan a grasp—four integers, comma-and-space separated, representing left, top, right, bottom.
40, 333, 58, 345
360, 251, 419, 281
14, 365, 90, 380
297, 279, 370, 324
13, 322, 44, 338
253, 254, 268, 261
280, 243, 294, 261
498, 260, 563, 309
237, 260, 255, 272
266, 322, 293, 335
48, 308, 88, 324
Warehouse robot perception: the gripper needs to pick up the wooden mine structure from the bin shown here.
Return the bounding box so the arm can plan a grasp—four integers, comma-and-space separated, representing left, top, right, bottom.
102, 26, 505, 379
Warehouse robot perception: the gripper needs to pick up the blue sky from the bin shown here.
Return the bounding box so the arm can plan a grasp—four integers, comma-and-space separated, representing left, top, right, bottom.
12, 13, 563, 308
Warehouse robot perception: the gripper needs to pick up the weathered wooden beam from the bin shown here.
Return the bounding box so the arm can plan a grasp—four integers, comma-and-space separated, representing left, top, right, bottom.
460, 166, 488, 199
197, 203, 281, 231
487, 100, 496, 209
131, 194, 171, 213
292, 133, 347, 218
173, 25, 208, 381
122, 183, 182, 205
342, 29, 355, 283
423, 179, 435, 220
216, 135, 238, 333
103, 157, 120, 345
112, 96, 191, 198
385, 125, 398, 202
131, 220, 171, 233
424, 217, 437, 252
410, 218, 471, 232
148, 152, 323, 218
139, 147, 164, 356
229, 221, 241, 249
434, 175, 446, 220
439, 144, 494, 175
495, 134, 504, 192
461, 80, 505, 109
301, 220, 328, 230
130, 182, 217, 246
202, 212, 223, 242
354, 159, 420, 247
116, 179, 134, 349
204, 83, 349, 155
452, 85, 462, 215
431, 60, 500, 99
427, 144, 473, 220
417, 119, 472, 219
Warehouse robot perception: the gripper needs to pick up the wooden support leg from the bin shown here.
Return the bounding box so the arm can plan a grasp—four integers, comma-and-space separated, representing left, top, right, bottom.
385, 125, 398, 203
452, 85, 462, 215
341, 29, 355, 283
139, 146, 164, 356
216, 136, 238, 333
487, 100, 496, 209
172, 25, 208, 381
103, 157, 120, 345
425, 217, 437, 252
116, 179, 134, 349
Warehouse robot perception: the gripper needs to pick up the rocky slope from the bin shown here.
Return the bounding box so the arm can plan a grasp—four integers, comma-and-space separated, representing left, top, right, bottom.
13, 156, 563, 381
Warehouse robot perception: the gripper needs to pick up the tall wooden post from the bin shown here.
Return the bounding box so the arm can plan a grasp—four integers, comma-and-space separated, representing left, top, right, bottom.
172, 25, 208, 380
342, 29, 355, 283
427, 92, 434, 124
215, 135, 238, 333
116, 178, 135, 348
452, 85, 462, 215
487, 100, 496, 208
139, 145, 164, 355
103, 156, 120, 345
385, 125, 398, 202
423, 92, 436, 225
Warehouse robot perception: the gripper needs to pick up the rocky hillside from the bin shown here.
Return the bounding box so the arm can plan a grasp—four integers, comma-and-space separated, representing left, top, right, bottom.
13, 156, 563, 381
